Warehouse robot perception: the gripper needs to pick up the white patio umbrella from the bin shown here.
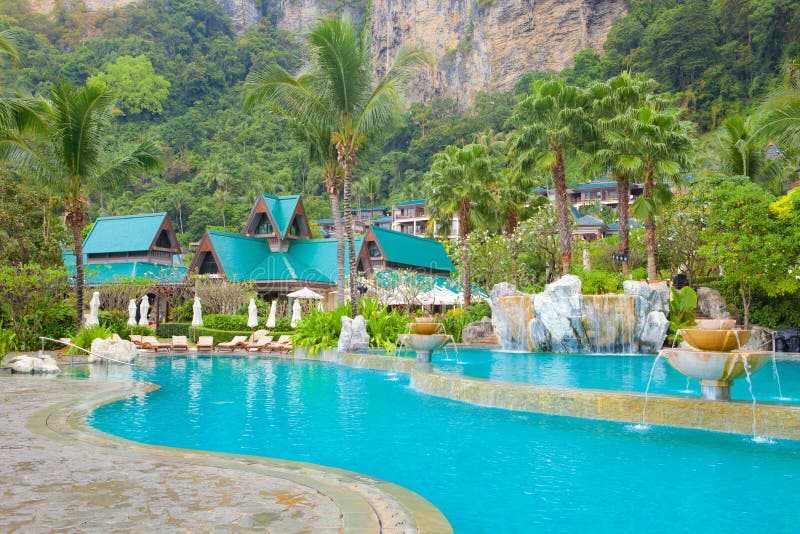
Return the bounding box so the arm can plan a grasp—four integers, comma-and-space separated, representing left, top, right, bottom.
127, 299, 138, 327
247, 298, 259, 329
290, 299, 302, 328
86, 291, 100, 326
266, 300, 277, 329
286, 287, 324, 300
191, 296, 203, 327
138, 295, 150, 326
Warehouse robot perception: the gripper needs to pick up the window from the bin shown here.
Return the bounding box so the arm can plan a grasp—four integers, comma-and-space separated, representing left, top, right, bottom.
155, 230, 172, 248
199, 253, 219, 274
256, 214, 273, 235
367, 241, 381, 258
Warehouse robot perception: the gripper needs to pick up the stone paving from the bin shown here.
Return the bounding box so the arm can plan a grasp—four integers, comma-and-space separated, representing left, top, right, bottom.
0, 375, 451, 533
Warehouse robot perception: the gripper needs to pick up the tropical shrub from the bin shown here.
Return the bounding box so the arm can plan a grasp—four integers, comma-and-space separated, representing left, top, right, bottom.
571, 267, 622, 295
359, 297, 407, 352
0, 321, 17, 362
293, 306, 350, 356
203, 314, 250, 331
72, 324, 114, 353
668, 286, 698, 341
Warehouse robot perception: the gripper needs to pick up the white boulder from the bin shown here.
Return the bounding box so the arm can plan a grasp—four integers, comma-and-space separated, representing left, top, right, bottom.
89, 337, 137, 364
8, 354, 60, 374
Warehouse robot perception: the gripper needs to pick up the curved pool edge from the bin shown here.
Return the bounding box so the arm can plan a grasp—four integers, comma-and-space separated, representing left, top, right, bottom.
300, 349, 800, 440
25, 375, 452, 534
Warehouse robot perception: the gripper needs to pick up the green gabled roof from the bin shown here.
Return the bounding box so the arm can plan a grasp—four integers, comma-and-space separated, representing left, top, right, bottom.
83, 213, 167, 254
394, 198, 426, 206
261, 194, 301, 238
78, 262, 187, 284
370, 226, 454, 272
206, 231, 361, 284
576, 215, 605, 226
206, 230, 271, 281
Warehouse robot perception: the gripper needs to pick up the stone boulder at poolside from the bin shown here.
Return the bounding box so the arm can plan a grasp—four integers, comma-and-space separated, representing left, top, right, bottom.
90, 337, 137, 364
8, 354, 60, 374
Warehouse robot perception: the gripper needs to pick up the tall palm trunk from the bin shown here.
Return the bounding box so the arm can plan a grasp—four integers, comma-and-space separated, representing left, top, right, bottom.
324, 167, 345, 304
643, 167, 657, 281
459, 199, 472, 306
337, 136, 360, 317
66, 204, 85, 332
616, 174, 630, 276
553, 147, 571, 275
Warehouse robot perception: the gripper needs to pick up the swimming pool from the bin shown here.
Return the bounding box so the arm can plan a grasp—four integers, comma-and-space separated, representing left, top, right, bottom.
90, 356, 800, 533
430, 348, 800, 403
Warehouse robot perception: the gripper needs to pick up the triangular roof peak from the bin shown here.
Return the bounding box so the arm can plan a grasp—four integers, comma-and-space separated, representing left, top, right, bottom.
244, 194, 310, 241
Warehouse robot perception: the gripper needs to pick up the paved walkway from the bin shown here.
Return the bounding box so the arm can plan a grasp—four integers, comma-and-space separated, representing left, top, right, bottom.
0, 375, 450, 533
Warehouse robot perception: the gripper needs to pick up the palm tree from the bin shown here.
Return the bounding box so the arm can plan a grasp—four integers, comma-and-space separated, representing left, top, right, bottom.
0, 29, 45, 138
0, 82, 160, 331
507, 79, 592, 275
590, 73, 657, 276
424, 144, 496, 306
360, 173, 381, 217
715, 115, 786, 192
616, 104, 695, 280
243, 76, 347, 305
243, 14, 430, 316
755, 55, 800, 157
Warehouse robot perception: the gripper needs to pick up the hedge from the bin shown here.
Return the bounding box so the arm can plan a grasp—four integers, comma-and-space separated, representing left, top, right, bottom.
156, 322, 293, 343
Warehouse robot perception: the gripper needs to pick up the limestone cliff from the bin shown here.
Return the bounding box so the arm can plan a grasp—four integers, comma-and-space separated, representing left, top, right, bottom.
23, 0, 625, 107
371, 0, 627, 109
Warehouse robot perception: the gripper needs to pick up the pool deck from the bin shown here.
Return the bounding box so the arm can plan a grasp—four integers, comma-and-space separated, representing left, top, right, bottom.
0, 374, 451, 533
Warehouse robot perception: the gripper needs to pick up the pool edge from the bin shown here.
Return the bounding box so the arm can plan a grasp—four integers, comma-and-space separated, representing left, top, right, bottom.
25, 376, 453, 534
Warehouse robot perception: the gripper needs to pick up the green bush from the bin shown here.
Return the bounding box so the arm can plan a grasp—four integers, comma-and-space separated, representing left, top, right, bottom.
571, 268, 623, 294
72, 324, 114, 353
170, 300, 193, 322
195, 326, 254, 342
157, 322, 192, 338
293, 306, 349, 355
274, 317, 293, 331
668, 286, 698, 341
203, 314, 250, 331
359, 297, 407, 352
0, 320, 17, 361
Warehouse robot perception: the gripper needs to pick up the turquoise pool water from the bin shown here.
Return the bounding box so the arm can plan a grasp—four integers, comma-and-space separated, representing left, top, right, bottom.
90, 356, 800, 533
431, 348, 800, 403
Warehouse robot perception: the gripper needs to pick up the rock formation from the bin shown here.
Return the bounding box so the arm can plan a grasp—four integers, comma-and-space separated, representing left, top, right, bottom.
24, 0, 625, 107
90, 337, 137, 363
489, 277, 670, 354
338, 315, 371, 352
8, 354, 60, 373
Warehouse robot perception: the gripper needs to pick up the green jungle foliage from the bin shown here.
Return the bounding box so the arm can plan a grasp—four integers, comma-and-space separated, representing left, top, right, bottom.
72, 324, 114, 352
441, 301, 492, 343
0, 320, 17, 359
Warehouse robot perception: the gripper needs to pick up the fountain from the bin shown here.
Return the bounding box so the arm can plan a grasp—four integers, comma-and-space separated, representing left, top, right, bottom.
659, 323, 771, 401
398, 319, 452, 364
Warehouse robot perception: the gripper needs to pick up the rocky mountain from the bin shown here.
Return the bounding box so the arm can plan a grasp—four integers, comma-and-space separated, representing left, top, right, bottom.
25, 0, 626, 107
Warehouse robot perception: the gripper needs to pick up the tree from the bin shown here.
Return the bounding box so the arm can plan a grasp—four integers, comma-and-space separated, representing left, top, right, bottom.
622, 104, 696, 280
690, 176, 792, 328
507, 79, 592, 274
243, 14, 430, 316
590, 72, 659, 275
714, 114, 786, 191
0, 82, 160, 331
424, 143, 495, 305
87, 55, 171, 116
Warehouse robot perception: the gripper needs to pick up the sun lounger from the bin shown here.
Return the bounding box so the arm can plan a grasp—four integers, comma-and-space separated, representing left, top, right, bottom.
248, 329, 269, 343
140, 335, 172, 352
196, 336, 214, 351
129, 334, 143, 348
171, 335, 189, 351
268, 335, 293, 353
245, 335, 273, 352
217, 335, 247, 352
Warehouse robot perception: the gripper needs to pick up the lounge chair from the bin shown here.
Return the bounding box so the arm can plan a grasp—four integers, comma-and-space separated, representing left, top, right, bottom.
171, 335, 189, 351
140, 335, 172, 352
245, 335, 273, 352
268, 335, 293, 353
196, 336, 214, 352
129, 334, 143, 348
217, 335, 247, 352
248, 329, 269, 343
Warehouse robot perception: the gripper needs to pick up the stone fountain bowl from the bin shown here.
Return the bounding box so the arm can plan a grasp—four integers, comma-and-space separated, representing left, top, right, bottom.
661, 348, 771, 382
681, 329, 751, 352
409, 322, 442, 335
694, 319, 736, 330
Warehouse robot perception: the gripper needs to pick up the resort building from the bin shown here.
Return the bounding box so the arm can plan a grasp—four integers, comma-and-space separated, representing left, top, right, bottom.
567, 179, 643, 208
190, 194, 455, 296
64, 212, 187, 285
